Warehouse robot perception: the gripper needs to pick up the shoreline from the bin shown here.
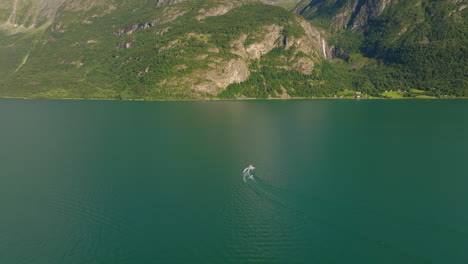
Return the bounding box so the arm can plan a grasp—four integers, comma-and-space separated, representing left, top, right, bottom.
0, 96, 465, 102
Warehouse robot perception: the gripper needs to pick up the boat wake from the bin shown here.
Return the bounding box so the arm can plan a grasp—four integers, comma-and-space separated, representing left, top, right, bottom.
242, 165, 255, 182
242, 166, 302, 213
237, 168, 468, 262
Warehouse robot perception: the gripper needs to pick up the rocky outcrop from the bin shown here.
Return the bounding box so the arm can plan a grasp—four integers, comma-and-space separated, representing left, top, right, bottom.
294, 18, 330, 59
117, 40, 134, 49
155, 0, 188, 7
114, 6, 187, 36
346, 0, 394, 29
231, 24, 284, 59
192, 59, 250, 94
259, 0, 302, 8
113, 22, 153, 37
230, 20, 327, 74
196, 0, 254, 20
183, 12, 329, 95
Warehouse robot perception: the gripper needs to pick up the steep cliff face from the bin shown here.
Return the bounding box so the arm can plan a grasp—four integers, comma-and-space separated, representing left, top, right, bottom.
0, 0, 328, 99
192, 19, 328, 94
196, 0, 255, 20
294, 0, 396, 29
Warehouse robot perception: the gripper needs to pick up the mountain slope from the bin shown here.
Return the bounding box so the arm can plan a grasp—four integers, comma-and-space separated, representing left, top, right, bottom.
1, 0, 466, 99
294, 0, 467, 97
259, 0, 302, 10
1, 0, 329, 99
294, 0, 395, 29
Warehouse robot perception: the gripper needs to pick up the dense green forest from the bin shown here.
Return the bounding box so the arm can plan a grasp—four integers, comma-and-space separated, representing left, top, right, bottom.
295, 0, 467, 98
360, 0, 467, 97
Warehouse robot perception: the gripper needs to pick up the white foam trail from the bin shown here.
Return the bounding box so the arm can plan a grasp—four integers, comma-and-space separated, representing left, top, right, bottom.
243, 165, 255, 182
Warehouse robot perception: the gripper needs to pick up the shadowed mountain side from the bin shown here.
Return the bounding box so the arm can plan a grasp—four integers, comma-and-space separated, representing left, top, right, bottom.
293, 0, 467, 97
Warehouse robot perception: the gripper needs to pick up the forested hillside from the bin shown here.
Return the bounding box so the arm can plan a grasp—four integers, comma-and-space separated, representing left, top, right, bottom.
0, 0, 466, 99
0, 0, 329, 99
295, 0, 467, 97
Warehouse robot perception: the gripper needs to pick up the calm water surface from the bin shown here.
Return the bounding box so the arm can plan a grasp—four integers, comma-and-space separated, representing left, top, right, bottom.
0, 99, 467, 263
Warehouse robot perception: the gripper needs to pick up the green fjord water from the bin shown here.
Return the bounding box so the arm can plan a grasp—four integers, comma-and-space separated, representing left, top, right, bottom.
0, 99, 467, 264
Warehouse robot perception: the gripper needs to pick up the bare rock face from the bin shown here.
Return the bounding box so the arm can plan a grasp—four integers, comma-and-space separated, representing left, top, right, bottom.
284, 19, 329, 74
230, 21, 328, 62
294, 18, 329, 59
117, 40, 134, 49
231, 24, 284, 59
114, 6, 187, 37
197, 4, 236, 20
155, 0, 188, 7
348, 0, 394, 29
258, 0, 302, 8
186, 16, 328, 94
230, 19, 327, 74
197, 5, 233, 20
296, 0, 396, 29
192, 59, 250, 94
330, 0, 396, 29
196, 0, 255, 20
114, 22, 153, 37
